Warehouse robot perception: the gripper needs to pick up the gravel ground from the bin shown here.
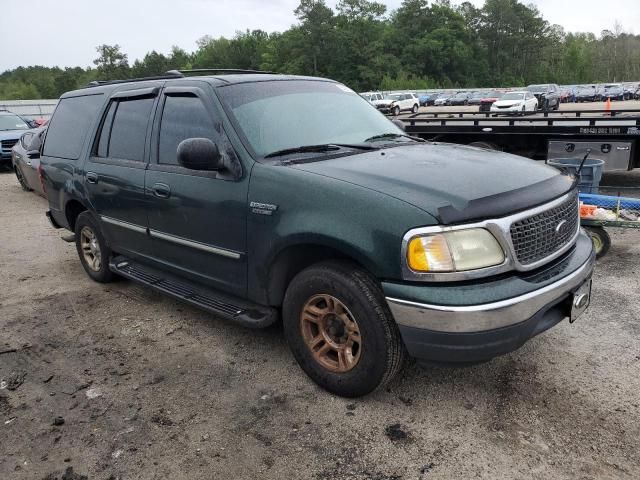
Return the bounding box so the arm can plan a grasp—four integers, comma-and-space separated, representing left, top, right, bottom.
1, 171, 639, 480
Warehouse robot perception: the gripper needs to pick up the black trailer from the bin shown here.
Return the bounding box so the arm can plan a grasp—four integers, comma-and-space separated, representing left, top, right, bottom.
399, 109, 640, 171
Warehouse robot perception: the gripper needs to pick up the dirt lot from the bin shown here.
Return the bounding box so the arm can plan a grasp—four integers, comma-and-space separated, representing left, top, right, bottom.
1, 171, 639, 480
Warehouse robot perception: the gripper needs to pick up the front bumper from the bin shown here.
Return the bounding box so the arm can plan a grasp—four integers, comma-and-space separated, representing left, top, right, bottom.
491, 105, 523, 113
386, 233, 595, 363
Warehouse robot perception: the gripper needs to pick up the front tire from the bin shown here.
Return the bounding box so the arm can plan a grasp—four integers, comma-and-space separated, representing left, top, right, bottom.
584, 226, 611, 258
74, 211, 114, 283
393, 106, 400, 116
282, 261, 406, 397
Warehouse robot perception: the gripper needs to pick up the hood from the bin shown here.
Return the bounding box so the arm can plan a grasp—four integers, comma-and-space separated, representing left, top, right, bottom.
492, 99, 522, 107
290, 143, 574, 224
0, 128, 28, 141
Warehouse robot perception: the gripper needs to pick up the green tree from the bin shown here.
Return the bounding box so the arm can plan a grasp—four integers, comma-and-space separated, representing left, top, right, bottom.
93, 44, 129, 81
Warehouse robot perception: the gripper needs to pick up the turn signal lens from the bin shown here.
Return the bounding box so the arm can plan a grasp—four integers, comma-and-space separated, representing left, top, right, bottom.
407, 234, 454, 272
407, 229, 504, 273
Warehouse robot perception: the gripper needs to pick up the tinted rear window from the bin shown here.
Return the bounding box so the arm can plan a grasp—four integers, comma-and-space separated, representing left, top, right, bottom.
43, 94, 104, 159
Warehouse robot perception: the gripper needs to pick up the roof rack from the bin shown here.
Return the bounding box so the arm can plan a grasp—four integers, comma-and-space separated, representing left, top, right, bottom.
84, 68, 275, 88
174, 68, 274, 75
85, 71, 185, 88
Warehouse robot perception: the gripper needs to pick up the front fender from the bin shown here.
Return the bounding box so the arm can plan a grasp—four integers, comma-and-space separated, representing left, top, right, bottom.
246, 162, 435, 305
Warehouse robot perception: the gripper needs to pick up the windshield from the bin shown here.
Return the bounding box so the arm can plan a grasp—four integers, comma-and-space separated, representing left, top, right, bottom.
527, 85, 547, 93
220, 80, 404, 158
501, 93, 525, 101
0, 114, 29, 131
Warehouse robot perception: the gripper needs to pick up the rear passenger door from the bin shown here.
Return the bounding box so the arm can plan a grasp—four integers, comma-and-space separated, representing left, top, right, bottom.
145, 83, 248, 297
84, 87, 158, 260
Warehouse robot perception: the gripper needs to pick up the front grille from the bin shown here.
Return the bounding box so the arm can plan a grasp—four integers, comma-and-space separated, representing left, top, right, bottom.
1, 139, 18, 150
510, 191, 579, 266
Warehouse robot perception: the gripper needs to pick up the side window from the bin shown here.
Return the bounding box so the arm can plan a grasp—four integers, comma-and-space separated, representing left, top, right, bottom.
158, 94, 217, 166
43, 94, 104, 159
97, 97, 155, 162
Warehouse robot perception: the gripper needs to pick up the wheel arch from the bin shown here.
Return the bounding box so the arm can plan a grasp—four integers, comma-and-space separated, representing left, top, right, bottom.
263, 241, 374, 307
64, 199, 89, 232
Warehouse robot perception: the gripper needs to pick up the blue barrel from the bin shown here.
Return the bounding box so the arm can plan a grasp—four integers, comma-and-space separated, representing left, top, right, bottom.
547, 158, 605, 193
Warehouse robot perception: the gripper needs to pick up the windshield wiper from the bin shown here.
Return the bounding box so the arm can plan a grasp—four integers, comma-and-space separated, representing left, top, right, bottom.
364, 133, 425, 143
264, 143, 377, 159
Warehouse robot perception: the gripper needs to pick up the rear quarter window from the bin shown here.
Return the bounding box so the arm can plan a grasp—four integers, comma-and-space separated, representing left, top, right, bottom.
43, 94, 104, 160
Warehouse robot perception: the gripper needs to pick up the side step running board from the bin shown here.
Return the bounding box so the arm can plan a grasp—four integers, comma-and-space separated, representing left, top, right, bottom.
109, 256, 277, 329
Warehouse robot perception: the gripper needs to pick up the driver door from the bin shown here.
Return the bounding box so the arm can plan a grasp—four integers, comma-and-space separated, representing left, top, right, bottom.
145, 82, 249, 297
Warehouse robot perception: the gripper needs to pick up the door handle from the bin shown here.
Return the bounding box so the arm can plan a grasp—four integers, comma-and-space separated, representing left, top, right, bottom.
152, 183, 171, 199
86, 172, 99, 184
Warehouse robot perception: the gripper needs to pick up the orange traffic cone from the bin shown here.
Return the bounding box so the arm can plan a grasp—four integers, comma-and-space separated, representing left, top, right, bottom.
605, 97, 611, 116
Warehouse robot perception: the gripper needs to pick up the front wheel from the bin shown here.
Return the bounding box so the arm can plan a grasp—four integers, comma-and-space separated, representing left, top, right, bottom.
74, 211, 115, 283
584, 226, 611, 258
283, 261, 406, 397
393, 106, 400, 116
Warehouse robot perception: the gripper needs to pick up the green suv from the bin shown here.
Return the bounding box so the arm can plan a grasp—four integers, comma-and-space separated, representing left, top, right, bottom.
39, 71, 595, 397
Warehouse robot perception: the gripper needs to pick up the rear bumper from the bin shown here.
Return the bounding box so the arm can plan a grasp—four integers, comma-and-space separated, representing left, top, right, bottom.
386, 236, 595, 363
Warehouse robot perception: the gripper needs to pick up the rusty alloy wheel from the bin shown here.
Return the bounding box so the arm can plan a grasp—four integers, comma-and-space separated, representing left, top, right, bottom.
80, 226, 102, 272
300, 294, 362, 373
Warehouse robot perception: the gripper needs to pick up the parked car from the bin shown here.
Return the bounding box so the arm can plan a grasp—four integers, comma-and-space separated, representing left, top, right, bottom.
622, 83, 636, 100
0, 110, 32, 170
448, 91, 474, 106
433, 93, 454, 106
478, 90, 504, 112
526, 84, 561, 111
468, 90, 489, 106
490, 91, 538, 114
12, 126, 47, 196
418, 92, 437, 107
376, 93, 419, 115
575, 86, 601, 102
602, 84, 625, 101
360, 91, 384, 105
40, 72, 595, 397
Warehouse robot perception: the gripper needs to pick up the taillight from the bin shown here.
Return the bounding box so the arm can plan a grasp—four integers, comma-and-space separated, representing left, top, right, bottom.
38, 164, 47, 195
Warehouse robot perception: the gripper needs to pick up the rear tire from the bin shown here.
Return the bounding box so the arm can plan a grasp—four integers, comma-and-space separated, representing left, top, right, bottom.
74, 211, 114, 283
282, 261, 406, 397
411, 104, 418, 114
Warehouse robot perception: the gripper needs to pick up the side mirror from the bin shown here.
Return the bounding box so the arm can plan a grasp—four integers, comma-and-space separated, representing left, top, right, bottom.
392, 119, 406, 131
177, 138, 222, 171
27, 150, 41, 160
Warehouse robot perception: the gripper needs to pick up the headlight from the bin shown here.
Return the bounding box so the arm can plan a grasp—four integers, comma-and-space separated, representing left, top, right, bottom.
406, 228, 505, 272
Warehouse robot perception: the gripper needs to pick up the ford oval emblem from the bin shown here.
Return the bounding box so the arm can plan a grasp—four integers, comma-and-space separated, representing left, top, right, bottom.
555, 219, 568, 235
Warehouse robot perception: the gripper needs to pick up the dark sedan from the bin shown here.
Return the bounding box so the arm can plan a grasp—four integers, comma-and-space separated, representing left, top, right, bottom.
602, 86, 625, 101
448, 91, 473, 106
575, 87, 601, 102
12, 126, 46, 196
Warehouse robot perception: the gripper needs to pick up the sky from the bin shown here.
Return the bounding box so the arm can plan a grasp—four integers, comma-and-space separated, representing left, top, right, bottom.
0, 0, 636, 72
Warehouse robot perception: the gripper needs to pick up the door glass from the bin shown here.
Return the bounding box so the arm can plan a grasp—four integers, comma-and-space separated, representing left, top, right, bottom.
97, 101, 117, 158
158, 94, 217, 165
108, 97, 155, 162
